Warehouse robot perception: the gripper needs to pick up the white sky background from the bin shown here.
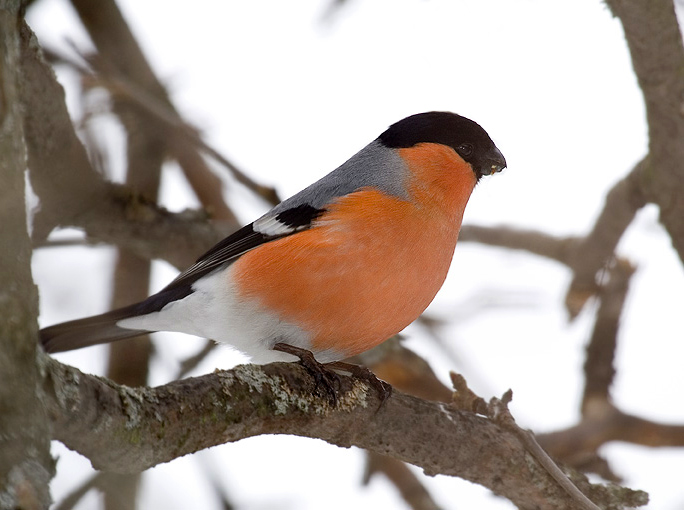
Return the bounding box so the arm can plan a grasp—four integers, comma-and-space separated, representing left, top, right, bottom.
27, 0, 684, 509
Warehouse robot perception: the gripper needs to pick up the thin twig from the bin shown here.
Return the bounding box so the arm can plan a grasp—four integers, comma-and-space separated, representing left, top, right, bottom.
65, 42, 279, 206
451, 375, 602, 510
510, 422, 601, 510
53, 473, 101, 510
47, 41, 279, 208
177, 340, 218, 379
489, 392, 601, 510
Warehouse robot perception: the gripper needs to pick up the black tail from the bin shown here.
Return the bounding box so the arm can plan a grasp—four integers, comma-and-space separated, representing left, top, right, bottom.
40, 304, 152, 353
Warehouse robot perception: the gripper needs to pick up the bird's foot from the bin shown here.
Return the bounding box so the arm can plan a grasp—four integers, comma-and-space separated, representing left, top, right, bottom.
273, 343, 392, 408
273, 343, 341, 405
326, 360, 392, 408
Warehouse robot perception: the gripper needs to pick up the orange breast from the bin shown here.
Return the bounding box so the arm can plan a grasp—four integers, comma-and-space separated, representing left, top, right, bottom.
231, 144, 477, 357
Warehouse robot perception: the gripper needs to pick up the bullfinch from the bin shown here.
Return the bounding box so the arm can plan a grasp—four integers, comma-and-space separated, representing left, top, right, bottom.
40, 112, 506, 376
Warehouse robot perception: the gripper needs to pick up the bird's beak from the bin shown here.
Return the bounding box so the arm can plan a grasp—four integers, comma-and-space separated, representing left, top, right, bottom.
486, 147, 507, 175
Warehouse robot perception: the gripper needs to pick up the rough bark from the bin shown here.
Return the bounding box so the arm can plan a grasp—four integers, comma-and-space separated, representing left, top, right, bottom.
0, 3, 53, 509
40, 355, 646, 510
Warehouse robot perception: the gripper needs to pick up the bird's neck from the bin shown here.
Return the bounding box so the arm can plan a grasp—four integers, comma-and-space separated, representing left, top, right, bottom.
399, 143, 477, 223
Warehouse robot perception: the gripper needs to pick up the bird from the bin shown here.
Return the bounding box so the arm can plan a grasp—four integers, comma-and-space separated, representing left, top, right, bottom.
40, 111, 506, 398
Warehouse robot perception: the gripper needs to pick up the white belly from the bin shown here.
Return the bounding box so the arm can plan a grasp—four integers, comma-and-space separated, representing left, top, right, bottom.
117, 267, 344, 364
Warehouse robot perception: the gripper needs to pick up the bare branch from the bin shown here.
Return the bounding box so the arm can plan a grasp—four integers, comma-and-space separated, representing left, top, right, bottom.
459, 225, 579, 265
463, 0, 684, 319
19, 21, 234, 266
459, 159, 646, 320
86, 5, 170, 503
488, 393, 600, 510
364, 452, 442, 510
54, 473, 100, 510
99, 67, 281, 206
539, 403, 684, 462
65, 0, 279, 209
19, 19, 237, 269
34, 182, 230, 270
177, 340, 218, 379
40, 354, 646, 509
606, 0, 684, 263
451, 378, 602, 510
18, 21, 110, 242
564, 162, 647, 317
582, 260, 635, 409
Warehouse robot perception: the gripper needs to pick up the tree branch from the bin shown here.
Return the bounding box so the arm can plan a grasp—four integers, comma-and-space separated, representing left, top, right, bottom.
582, 259, 634, 409
564, 161, 647, 317
459, 225, 579, 266
18, 20, 110, 242
74, 3, 171, 506
606, 0, 684, 263
18, 20, 236, 268
471, 0, 684, 318
40, 354, 646, 509
364, 452, 441, 510
459, 159, 647, 320
70, 0, 279, 209
538, 404, 684, 461
32, 181, 230, 270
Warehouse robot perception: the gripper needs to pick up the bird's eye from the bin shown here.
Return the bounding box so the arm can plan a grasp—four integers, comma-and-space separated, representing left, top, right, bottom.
457, 143, 474, 157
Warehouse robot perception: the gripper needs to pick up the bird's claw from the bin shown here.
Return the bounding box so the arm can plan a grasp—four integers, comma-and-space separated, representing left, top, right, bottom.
272, 343, 392, 408
273, 342, 341, 405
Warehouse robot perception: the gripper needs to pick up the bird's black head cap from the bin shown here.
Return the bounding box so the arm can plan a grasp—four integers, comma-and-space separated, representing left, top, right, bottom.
378, 111, 506, 178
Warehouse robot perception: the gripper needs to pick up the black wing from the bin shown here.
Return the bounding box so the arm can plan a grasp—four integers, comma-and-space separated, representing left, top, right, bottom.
160, 204, 326, 298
